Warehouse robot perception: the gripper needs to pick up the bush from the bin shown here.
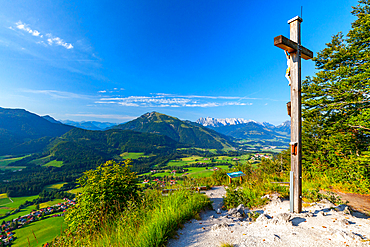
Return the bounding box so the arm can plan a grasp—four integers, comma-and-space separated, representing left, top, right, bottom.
65, 159, 139, 232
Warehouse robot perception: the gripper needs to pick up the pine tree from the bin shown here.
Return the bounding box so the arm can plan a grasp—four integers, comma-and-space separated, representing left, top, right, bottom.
302, 0, 370, 191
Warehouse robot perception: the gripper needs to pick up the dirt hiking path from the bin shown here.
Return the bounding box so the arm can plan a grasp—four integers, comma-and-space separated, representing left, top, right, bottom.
334, 190, 370, 216
167, 186, 370, 247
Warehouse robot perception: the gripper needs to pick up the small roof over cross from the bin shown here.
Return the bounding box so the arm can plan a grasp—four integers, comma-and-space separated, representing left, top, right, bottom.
274, 17, 313, 60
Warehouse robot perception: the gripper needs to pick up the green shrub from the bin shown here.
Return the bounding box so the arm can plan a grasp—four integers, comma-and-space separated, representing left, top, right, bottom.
65, 159, 139, 232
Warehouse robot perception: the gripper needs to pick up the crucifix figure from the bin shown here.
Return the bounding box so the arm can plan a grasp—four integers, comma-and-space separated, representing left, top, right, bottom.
274, 16, 313, 213
285, 51, 292, 86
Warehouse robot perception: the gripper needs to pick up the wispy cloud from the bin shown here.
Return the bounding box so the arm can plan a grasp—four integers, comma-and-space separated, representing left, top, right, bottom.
98, 88, 125, 94
96, 94, 252, 108
45, 33, 73, 49
22, 89, 90, 99
12, 21, 73, 50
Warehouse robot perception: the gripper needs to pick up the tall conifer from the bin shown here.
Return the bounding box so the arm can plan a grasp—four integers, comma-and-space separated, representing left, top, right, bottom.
302, 0, 370, 191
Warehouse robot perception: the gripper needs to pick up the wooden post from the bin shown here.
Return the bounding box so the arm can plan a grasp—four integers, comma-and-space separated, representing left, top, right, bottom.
289, 16, 302, 213
274, 16, 313, 213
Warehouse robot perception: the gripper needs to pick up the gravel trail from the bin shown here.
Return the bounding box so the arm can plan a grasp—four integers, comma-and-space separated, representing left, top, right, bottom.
167, 186, 370, 247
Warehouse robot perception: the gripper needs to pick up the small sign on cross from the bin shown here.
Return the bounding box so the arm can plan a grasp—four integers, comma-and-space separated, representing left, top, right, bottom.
274, 16, 313, 213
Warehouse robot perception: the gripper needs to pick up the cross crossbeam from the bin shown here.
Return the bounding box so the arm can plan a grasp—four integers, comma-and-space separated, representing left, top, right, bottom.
274, 35, 313, 60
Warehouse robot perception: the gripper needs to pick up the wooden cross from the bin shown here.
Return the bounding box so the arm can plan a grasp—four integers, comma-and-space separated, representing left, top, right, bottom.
274, 16, 313, 213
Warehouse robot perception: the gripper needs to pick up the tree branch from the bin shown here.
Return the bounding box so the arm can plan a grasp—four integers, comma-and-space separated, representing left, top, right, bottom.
349, 125, 370, 131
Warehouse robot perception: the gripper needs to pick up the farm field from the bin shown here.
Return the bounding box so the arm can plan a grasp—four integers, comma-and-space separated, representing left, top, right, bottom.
0, 155, 29, 171
68, 187, 83, 194
43, 160, 64, 167
237, 138, 289, 152
0, 155, 29, 166
143, 164, 231, 178
139, 152, 274, 180
0, 194, 39, 221
39, 199, 64, 208
0, 205, 37, 222
13, 216, 66, 247
176, 147, 219, 154
29, 155, 52, 166
155, 154, 252, 168
44, 182, 67, 191
120, 152, 153, 159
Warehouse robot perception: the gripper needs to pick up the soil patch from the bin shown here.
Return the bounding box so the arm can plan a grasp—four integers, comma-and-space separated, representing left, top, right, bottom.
334, 190, 370, 216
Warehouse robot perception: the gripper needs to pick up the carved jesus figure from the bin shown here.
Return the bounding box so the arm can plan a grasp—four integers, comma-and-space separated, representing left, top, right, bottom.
285, 51, 292, 86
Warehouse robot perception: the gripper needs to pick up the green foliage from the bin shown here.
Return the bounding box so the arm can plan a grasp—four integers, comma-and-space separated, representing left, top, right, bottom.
65, 160, 139, 232
302, 188, 345, 204
223, 185, 250, 208
220, 243, 234, 247
53, 190, 211, 247
211, 168, 228, 185
302, 0, 370, 192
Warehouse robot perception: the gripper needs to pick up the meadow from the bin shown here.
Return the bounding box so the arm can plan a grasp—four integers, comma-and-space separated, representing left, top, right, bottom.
120, 152, 153, 159
0, 155, 29, 171
0, 194, 39, 221
44, 182, 67, 191
43, 160, 64, 167
13, 216, 66, 247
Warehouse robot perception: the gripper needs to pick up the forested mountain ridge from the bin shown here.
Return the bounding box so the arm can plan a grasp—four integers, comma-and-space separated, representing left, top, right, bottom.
0, 128, 180, 196
112, 111, 235, 149
0, 107, 74, 155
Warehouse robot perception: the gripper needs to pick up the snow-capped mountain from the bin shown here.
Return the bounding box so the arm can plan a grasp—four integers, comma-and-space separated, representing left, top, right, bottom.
196, 117, 261, 127
275, 120, 291, 134
196, 117, 291, 141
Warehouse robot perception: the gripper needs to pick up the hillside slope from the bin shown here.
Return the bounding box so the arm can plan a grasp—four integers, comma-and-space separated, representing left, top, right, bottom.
112, 112, 235, 149
0, 128, 179, 196
0, 107, 74, 155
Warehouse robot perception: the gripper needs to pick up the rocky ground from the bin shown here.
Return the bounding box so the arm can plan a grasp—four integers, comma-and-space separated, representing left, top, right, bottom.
167, 186, 370, 247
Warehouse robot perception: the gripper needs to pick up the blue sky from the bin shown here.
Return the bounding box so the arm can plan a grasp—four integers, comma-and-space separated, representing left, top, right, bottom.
0, 0, 358, 125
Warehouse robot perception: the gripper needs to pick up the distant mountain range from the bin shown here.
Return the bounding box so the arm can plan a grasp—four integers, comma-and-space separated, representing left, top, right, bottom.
113, 112, 235, 150
41, 115, 117, 130
0, 107, 290, 156
196, 117, 290, 140
197, 117, 261, 127
60, 120, 117, 130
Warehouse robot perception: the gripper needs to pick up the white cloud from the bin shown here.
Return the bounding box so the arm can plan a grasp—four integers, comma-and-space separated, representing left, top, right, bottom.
22, 89, 89, 99
12, 21, 73, 50
96, 93, 252, 108
36, 41, 47, 46
98, 90, 107, 93
32, 30, 40, 36
46, 36, 73, 49
118, 102, 140, 107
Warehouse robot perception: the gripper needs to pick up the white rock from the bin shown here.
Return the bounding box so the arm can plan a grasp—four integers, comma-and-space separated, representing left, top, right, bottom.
211, 222, 229, 231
